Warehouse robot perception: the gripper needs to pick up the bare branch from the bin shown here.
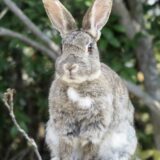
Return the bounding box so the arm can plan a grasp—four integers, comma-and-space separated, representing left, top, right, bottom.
125, 80, 160, 115
125, 0, 144, 25
2, 89, 42, 160
0, 27, 57, 60
3, 0, 60, 55
113, 0, 142, 39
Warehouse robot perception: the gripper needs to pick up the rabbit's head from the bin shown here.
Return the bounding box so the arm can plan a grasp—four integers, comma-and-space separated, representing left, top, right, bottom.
43, 0, 112, 84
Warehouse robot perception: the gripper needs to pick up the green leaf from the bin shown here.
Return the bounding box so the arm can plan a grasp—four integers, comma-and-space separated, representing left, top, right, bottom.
11, 126, 18, 138
102, 29, 121, 48
113, 24, 126, 33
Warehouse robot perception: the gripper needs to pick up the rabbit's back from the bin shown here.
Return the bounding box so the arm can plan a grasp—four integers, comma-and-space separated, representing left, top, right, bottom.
101, 63, 135, 126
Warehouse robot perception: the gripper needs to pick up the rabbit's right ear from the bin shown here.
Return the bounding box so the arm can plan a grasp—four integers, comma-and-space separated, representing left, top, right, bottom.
43, 0, 77, 37
82, 0, 112, 41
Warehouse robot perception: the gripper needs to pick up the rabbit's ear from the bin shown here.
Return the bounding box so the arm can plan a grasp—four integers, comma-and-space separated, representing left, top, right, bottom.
43, 0, 77, 37
82, 0, 112, 40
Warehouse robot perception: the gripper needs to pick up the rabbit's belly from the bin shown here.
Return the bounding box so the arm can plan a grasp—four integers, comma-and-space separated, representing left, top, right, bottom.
52, 86, 112, 141
53, 107, 106, 144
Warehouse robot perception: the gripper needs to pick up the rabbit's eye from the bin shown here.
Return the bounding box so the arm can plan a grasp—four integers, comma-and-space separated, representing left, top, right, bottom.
88, 43, 93, 53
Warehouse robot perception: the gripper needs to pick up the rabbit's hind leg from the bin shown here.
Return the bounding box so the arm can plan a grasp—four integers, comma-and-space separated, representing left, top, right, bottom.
59, 139, 73, 160
59, 137, 83, 160
98, 124, 137, 160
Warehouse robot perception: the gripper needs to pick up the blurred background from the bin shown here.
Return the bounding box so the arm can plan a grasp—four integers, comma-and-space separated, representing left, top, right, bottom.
0, 0, 160, 159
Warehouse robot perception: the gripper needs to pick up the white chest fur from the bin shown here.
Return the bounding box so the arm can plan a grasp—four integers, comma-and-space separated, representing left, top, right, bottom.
67, 87, 94, 109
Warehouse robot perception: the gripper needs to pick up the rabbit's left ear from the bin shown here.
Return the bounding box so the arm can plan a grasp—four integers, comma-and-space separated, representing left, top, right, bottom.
43, 0, 77, 37
82, 0, 112, 41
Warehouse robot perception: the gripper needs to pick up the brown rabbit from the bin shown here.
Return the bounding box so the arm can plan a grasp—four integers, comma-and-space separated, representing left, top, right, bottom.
43, 0, 137, 159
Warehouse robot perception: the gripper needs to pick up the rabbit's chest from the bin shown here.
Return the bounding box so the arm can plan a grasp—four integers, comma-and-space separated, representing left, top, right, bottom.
52, 86, 112, 137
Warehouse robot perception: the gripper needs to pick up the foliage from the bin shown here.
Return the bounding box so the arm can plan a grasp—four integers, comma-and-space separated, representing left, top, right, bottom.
0, 0, 160, 159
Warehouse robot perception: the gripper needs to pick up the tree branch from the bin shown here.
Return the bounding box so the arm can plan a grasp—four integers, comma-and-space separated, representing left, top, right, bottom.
125, 0, 144, 25
3, 0, 60, 55
125, 81, 160, 115
113, 0, 160, 97
0, 27, 57, 60
2, 89, 42, 160
113, 0, 143, 39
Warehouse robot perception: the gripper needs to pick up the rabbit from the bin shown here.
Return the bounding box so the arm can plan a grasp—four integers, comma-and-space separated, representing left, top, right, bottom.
43, 0, 137, 159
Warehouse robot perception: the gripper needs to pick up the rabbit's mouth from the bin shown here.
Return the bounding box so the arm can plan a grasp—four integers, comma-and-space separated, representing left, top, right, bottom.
56, 70, 102, 84
61, 74, 87, 84
69, 75, 76, 80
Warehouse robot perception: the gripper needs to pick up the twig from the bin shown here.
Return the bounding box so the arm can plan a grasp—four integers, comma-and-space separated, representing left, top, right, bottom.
0, 27, 57, 60
3, 0, 60, 56
2, 89, 42, 160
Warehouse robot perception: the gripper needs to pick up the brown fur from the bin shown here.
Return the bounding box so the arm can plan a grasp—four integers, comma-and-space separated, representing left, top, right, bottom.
43, 0, 137, 159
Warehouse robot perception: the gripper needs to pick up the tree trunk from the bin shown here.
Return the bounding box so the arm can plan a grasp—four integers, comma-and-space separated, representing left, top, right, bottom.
113, 0, 160, 149
136, 35, 160, 149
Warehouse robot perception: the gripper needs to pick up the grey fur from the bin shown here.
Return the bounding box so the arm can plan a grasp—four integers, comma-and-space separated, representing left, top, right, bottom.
43, 0, 137, 159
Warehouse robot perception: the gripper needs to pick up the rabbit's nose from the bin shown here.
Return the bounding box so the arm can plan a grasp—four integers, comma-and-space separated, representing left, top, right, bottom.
64, 64, 78, 73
